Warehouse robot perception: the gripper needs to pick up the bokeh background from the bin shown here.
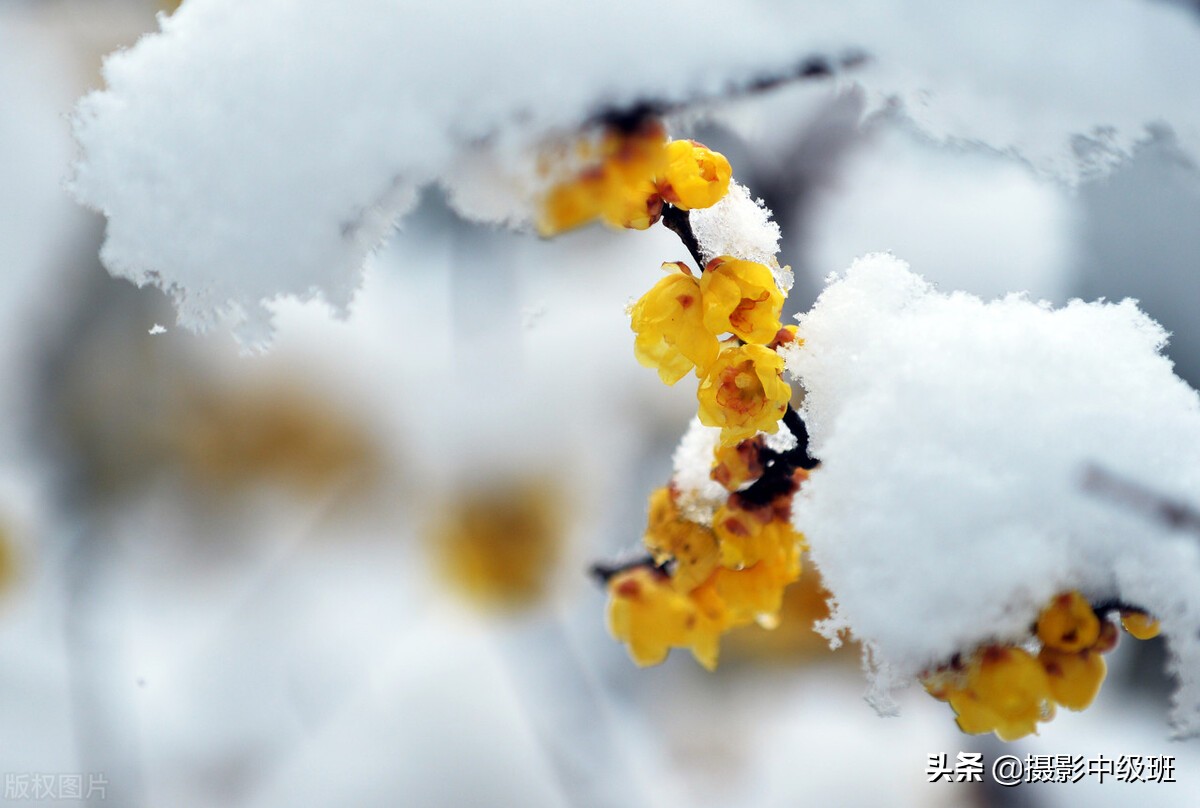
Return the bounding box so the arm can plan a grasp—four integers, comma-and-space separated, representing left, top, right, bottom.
1, 1, 1198, 806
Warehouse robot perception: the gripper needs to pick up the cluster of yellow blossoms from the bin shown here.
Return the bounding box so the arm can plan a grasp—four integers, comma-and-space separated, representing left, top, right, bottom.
538, 120, 808, 668
923, 591, 1162, 740
539, 121, 793, 446
606, 442, 808, 669
541, 116, 1171, 744
634, 258, 793, 445
537, 120, 732, 236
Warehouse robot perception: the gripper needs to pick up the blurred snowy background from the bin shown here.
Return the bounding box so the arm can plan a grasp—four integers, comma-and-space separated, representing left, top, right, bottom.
1, 0, 1199, 806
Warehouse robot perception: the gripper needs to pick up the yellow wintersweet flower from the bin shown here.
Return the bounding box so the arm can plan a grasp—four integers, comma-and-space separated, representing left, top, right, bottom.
631, 262, 721, 384
598, 124, 668, 229
434, 480, 563, 610
598, 177, 663, 231
1039, 647, 1107, 711
537, 172, 605, 236
537, 122, 668, 235
697, 344, 791, 445
1036, 591, 1101, 653
642, 486, 719, 592
699, 256, 784, 344
712, 500, 800, 570
709, 437, 764, 492
949, 646, 1054, 741
1120, 609, 1162, 640
708, 541, 801, 628
598, 121, 669, 184
657, 139, 732, 210
607, 566, 696, 667
606, 563, 732, 670
686, 579, 733, 670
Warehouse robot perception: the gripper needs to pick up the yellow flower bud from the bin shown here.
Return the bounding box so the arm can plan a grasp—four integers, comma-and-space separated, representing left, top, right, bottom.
658, 139, 732, 210
1037, 591, 1101, 652
1120, 610, 1162, 640
598, 177, 662, 230
710, 437, 764, 492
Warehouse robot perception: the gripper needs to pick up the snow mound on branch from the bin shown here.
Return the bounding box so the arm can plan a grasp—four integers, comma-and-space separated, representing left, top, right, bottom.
71, 0, 1200, 341
786, 253, 1200, 737
671, 418, 727, 527
691, 182, 781, 267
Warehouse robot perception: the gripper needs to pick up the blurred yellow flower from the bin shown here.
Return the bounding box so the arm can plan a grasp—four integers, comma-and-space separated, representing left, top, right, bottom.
538, 172, 605, 236
948, 646, 1054, 741
712, 500, 800, 570
1039, 647, 1107, 711
642, 486, 719, 592
1120, 609, 1161, 640
657, 139, 731, 210
434, 480, 564, 610
631, 262, 720, 384
699, 256, 784, 344
709, 437, 764, 492
697, 344, 790, 445
607, 566, 722, 669
173, 382, 378, 495
0, 526, 16, 595
537, 122, 668, 235
1036, 591, 1101, 653
722, 552, 843, 663
706, 540, 801, 628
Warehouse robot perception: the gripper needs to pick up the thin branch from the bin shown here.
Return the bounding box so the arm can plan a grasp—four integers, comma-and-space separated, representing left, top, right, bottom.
659, 204, 705, 269
781, 406, 819, 470
1082, 464, 1200, 537
737, 406, 819, 507
589, 554, 663, 585
592, 50, 871, 131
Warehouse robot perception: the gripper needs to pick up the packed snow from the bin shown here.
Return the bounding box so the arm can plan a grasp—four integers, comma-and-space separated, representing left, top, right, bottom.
785, 253, 1200, 736
71, 0, 1200, 341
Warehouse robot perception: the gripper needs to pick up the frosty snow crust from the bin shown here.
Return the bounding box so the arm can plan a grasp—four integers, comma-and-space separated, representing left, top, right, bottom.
70, 0, 1200, 340
787, 253, 1200, 736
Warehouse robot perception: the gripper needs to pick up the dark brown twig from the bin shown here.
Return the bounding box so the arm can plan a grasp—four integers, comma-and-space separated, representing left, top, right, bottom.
593, 50, 871, 132
1082, 464, 1200, 536
737, 406, 819, 507
660, 205, 705, 269
589, 554, 664, 585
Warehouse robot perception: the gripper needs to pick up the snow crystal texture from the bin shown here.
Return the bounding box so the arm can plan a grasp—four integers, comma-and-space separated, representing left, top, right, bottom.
788, 254, 1200, 737
71, 0, 1200, 340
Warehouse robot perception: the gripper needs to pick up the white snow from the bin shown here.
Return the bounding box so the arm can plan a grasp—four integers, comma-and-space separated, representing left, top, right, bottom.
805, 121, 1078, 304
786, 253, 1200, 736
70, 0, 1200, 341
670, 418, 728, 527
691, 181, 782, 269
